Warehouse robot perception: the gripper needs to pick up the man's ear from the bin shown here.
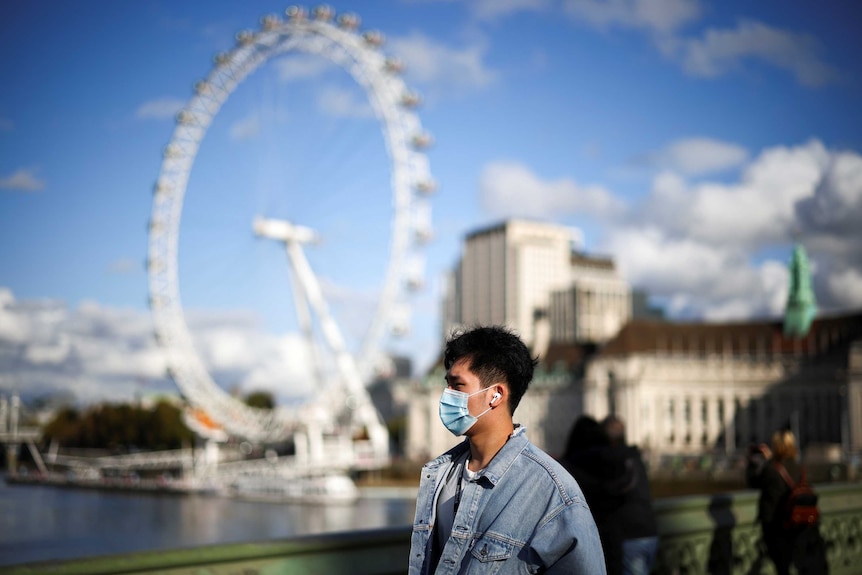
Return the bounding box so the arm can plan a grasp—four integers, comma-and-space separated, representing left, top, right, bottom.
490, 384, 507, 405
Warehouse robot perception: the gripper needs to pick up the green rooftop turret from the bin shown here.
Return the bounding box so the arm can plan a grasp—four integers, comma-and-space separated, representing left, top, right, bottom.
783, 243, 817, 338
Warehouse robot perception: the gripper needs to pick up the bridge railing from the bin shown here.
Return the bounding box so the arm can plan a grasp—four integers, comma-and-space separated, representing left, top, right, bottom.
6, 482, 862, 575
653, 482, 862, 574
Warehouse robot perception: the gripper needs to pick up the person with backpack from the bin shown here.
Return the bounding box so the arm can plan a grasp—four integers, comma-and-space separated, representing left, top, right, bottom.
757, 428, 829, 575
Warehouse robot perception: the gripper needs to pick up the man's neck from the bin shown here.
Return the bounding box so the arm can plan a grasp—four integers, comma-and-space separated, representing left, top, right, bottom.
467, 422, 515, 472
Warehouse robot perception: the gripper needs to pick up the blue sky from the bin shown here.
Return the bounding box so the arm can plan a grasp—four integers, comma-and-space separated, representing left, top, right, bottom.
2, 0, 861, 406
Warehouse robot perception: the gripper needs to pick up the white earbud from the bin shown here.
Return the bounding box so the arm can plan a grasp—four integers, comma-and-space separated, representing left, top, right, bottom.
491, 392, 502, 403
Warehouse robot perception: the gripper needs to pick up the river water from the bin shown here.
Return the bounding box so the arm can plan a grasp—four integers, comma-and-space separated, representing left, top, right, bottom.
0, 475, 417, 568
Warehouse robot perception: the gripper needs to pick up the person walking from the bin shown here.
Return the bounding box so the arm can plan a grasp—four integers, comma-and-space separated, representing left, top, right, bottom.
408, 325, 606, 574
561, 415, 631, 575
757, 428, 828, 575
602, 415, 659, 575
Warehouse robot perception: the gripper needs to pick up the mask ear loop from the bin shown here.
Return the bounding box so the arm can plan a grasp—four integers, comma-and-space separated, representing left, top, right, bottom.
476, 388, 501, 418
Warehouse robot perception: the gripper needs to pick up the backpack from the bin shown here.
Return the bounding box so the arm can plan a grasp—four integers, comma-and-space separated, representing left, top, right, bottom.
774, 462, 819, 529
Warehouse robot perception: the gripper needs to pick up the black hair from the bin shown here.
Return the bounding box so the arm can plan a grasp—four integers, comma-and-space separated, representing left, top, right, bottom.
563, 415, 609, 459
601, 415, 626, 447
444, 325, 538, 415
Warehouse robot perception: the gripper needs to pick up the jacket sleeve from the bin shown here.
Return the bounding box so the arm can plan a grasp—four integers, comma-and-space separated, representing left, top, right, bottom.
531, 499, 608, 575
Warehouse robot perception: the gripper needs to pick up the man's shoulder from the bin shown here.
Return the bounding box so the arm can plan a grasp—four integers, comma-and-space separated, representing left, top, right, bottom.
518, 440, 583, 499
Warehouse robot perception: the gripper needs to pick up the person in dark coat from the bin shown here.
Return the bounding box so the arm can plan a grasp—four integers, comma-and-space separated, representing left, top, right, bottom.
602, 416, 660, 575
745, 442, 772, 489
561, 415, 633, 575
757, 429, 828, 575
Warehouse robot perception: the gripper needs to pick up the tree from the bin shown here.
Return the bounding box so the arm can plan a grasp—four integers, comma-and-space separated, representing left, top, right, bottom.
41, 400, 194, 451
244, 390, 275, 410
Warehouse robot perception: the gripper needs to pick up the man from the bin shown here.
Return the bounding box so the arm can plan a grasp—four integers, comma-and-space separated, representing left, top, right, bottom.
408, 326, 606, 574
601, 415, 659, 575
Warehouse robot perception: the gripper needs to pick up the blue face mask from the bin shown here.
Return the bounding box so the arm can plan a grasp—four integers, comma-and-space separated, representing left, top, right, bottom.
439, 387, 495, 436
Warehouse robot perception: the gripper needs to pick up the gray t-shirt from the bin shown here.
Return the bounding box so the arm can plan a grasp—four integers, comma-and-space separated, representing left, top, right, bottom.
434, 452, 481, 557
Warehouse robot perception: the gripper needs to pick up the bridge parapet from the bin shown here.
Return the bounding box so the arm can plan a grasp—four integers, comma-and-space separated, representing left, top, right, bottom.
654, 482, 862, 573
5, 482, 862, 574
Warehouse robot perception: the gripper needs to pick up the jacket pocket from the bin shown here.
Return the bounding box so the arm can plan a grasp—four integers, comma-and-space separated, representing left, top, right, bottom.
470, 535, 515, 563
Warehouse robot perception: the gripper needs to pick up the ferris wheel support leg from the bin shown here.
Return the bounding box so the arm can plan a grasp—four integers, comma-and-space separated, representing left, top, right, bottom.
286, 256, 326, 390
262, 222, 390, 462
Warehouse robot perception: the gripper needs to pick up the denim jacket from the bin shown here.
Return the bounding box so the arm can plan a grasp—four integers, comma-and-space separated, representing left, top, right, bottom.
408, 427, 606, 575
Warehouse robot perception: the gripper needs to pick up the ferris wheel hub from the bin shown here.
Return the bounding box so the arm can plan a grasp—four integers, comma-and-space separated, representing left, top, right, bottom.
253, 217, 319, 245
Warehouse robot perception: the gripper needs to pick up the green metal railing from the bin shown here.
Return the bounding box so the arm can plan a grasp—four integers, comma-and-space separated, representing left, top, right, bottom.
7, 483, 862, 575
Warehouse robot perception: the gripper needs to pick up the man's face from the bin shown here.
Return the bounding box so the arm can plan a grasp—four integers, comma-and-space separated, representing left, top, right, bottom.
445, 358, 491, 417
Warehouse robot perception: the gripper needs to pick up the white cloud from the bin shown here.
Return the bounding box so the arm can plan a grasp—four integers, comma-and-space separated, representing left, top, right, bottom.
388, 32, 497, 97
564, 0, 702, 35
0, 168, 46, 192
0, 288, 31, 343
675, 20, 839, 87
642, 137, 749, 176
236, 334, 315, 399
229, 114, 260, 141
606, 227, 790, 320
641, 140, 828, 249
0, 291, 325, 407
795, 151, 862, 236
480, 161, 625, 220
827, 268, 862, 308
135, 97, 185, 120
630, 141, 860, 318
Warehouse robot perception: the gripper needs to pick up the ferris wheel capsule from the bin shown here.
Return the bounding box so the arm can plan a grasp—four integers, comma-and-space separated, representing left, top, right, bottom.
313, 5, 334, 21
384, 58, 404, 74
286, 6, 307, 22
175, 110, 196, 125
147, 217, 164, 233
400, 91, 422, 108
337, 12, 360, 30
390, 305, 411, 336
261, 14, 281, 31
404, 255, 425, 290
411, 132, 434, 150
236, 30, 255, 46
153, 181, 170, 196
415, 179, 437, 195
363, 30, 385, 47
163, 143, 183, 158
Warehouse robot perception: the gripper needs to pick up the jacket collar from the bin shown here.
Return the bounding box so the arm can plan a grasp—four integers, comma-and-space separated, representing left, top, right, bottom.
479, 425, 527, 487
424, 426, 529, 488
